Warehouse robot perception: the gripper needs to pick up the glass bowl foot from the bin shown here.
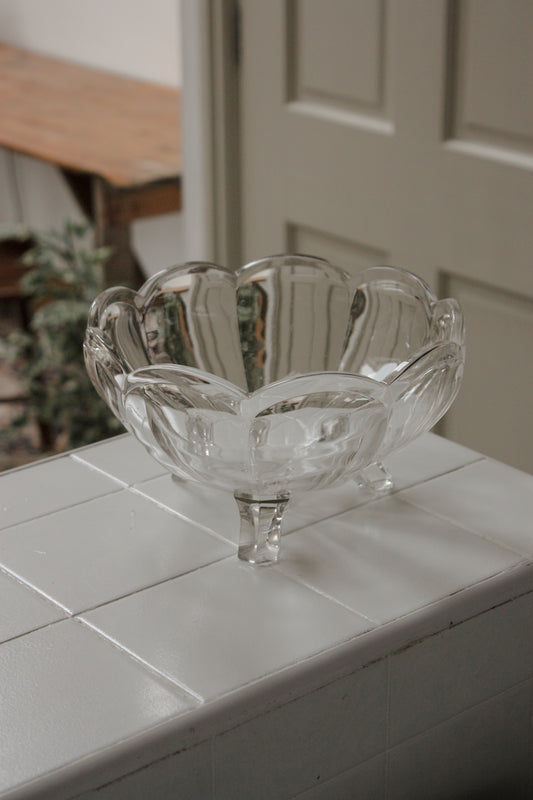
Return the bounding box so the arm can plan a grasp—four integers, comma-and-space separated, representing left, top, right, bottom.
235, 493, 289, 565
356, 462, 394, 495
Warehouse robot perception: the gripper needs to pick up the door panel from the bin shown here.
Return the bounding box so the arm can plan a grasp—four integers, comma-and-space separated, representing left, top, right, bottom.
289, 0, 389, 117
239, 0, 533, 471
440, 274, 533, 473
449, 0, 533, 151
288, 223, 388, 274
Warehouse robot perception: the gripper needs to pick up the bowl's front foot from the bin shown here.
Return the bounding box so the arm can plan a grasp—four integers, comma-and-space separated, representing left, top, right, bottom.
234, 493, 290, 565
356, 462, 394, 496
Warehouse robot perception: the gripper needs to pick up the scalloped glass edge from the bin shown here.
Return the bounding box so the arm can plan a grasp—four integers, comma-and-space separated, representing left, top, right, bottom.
84, 258, 465, 563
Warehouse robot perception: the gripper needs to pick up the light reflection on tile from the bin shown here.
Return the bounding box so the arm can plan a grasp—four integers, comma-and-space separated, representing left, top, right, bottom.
0, 620, 197, 797
0, 491, 234, 614
400, 459, 533, 556
82, 557, 371, 701
278, 495, 520, 623
73, 434, 168, 486
0, 569, 65, 642
0, 456, 120, 530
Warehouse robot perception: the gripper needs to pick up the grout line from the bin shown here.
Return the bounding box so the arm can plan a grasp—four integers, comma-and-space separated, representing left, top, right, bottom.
78, 590, 388, 722
73, 552, 233, 617
224, 569, 533, 723
131, 471, 170, 486
398, 491, 532, 561
81, 615, 375, 722
275, 564, 379, 626
386, 673, 533, 754
374, 563, 533, 639
282, 488, 391, 538
389, 456, 485, 494
0, 562, 72, 615
289, 754, 386, 799
70, 452, 129, 487
0, 449, 70, 479
0, 545, 233, 635
65, 432, 130, 459
0, 615, 67, 647
0, 486, 123, 534
128, 485, 239, 548
282, 457, 486, 539
67, 736, 214, 800
75, 616, 205, 703
71, 454, 168, 488
195, 630, 390, 712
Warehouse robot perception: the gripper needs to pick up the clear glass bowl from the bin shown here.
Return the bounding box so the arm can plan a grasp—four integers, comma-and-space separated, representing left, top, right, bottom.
84, 256, 465, 564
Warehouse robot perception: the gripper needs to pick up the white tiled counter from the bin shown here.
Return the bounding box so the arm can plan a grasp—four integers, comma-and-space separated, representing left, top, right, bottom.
1, 433, 533, 799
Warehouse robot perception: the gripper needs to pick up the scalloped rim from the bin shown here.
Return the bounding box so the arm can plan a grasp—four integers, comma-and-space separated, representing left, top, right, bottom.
85, 259, 465, 395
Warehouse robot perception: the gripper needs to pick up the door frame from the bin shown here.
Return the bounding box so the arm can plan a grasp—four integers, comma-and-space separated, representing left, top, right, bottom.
180, 0, 241, 268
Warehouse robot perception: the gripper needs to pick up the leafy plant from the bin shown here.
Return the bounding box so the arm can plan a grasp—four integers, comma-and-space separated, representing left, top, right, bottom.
0, 219, 124, 454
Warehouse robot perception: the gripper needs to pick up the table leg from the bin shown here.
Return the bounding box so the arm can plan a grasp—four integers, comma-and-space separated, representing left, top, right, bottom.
91, 177, 144, 287
62, 170, 181, 289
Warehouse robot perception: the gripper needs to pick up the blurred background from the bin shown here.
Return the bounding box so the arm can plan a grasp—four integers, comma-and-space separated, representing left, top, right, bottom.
1, 0, 532, 474
0, 0, 184, 270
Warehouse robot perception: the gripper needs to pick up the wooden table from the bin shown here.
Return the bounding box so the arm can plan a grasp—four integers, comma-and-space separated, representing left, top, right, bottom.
0, 44, 182, 285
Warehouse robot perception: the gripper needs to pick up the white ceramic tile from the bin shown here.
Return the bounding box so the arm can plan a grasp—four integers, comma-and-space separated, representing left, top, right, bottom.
77, 739, 212, 799
82, 558, 371, 701
73, 434, 168, 486
400, 458, 533, 556
284, 481, 376, 535
292, 754, 386, 800
0, 619, 197, 798
283, 432, 482, 535
106, 433, 483, 546
0, 455, 120, 530
132, 474, 240, 544
387, 684, 531, 800
278, 496, 520, 624
0, 491, 234, 614
389, 590, 533, 745
383, 432, 483, 492
214, 661, 387, 800
135, 474, 374, 548
0, 568, 66, 642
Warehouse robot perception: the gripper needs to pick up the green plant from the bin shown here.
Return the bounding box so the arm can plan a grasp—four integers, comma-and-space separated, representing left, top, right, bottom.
0, 219, 124, 453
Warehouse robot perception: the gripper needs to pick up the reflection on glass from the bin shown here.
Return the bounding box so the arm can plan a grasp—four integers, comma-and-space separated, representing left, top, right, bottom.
85, 257, 465, 564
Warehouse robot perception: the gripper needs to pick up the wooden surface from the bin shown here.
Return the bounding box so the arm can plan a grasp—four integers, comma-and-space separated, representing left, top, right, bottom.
0, 44, 181, 188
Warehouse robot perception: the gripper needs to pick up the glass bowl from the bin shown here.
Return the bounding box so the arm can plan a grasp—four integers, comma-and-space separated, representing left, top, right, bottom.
84, 256, 465, 564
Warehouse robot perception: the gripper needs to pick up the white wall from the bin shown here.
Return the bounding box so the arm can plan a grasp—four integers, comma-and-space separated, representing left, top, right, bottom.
0, 0, 182, 86
0, 0, 185, 276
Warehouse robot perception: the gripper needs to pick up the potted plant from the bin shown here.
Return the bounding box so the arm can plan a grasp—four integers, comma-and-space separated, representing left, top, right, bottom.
0, 219, 124, 457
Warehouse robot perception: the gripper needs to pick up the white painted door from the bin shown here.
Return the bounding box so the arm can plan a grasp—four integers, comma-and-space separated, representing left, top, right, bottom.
238, 0, 533, 473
